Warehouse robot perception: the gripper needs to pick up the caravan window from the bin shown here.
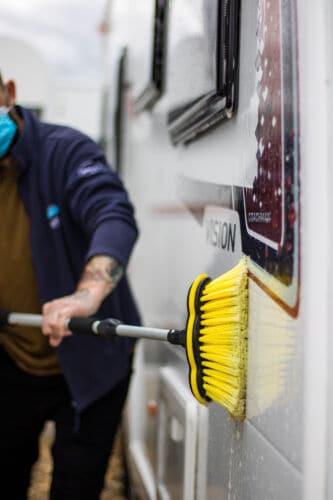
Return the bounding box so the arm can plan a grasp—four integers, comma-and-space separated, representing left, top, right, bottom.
114, 48, 127, 174
167, 0, 241, 145
135, 0, 168, 112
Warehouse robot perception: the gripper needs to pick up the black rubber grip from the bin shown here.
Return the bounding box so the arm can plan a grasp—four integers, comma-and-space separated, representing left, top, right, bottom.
0, 310, 9, 327
68, 317, 122, 340
96, 318, 122, 339
167, 329, 186, 347
68, 317, 98, 336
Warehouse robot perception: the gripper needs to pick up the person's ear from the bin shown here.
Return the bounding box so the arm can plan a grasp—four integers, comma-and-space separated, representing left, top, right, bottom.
5, 80, 16, 106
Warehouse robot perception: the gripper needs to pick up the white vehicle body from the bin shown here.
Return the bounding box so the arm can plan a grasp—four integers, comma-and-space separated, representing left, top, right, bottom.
104, 1, 333, 498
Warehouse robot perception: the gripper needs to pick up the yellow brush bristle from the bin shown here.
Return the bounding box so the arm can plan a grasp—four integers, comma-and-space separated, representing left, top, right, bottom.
199, 257, 248, 419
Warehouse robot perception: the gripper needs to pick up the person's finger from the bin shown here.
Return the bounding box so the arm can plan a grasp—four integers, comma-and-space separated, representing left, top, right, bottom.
42, 302, 52, 316
42, 315, 53, 336
49, 334, 62, 347
42, 310, 60, 335
56, 311, 72, 338
42, 324, 52, 336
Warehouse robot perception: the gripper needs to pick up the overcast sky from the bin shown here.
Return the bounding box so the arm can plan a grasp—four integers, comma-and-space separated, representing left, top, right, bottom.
0, 0, 106, 80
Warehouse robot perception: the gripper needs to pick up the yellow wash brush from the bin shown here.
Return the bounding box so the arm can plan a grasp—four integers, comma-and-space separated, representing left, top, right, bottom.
194, 257, 248, 418
0, 258, 249, 419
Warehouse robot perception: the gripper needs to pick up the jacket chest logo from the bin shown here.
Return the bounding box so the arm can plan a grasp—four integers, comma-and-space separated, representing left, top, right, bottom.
46, 204, 61, 229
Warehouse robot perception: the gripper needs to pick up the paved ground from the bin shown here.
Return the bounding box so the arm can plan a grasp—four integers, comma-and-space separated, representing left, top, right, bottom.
28, 422, 127, 500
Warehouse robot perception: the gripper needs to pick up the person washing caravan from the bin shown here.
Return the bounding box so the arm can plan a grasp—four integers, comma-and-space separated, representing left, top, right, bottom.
0, 72, 140, 500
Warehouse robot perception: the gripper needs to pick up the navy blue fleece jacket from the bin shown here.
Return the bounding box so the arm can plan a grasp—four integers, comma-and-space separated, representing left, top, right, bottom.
11, 107, 140, 411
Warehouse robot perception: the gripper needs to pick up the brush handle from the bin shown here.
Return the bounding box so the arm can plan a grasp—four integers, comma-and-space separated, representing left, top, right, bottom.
70, 317, 171, 342
77, 320, 185, 346
0, 311, 185, 345
1, 312, 42, 328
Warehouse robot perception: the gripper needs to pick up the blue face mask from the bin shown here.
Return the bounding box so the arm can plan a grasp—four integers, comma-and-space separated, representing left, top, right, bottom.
0, 107, 17, 159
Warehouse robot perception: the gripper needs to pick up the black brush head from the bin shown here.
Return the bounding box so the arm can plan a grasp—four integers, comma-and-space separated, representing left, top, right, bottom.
184, 274, 211, 405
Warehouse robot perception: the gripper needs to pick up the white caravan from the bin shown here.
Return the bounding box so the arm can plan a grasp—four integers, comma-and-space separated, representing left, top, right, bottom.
104, 1, 333, 499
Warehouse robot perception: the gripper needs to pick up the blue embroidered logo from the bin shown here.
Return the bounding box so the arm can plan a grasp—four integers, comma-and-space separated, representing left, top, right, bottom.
46, 204, 61, 229
47, 204, 60, 220
77, 162, 106, 178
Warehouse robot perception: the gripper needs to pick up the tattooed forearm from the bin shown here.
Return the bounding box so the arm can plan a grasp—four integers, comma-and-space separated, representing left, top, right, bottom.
72, 288, 90, 299
108, 261, 124, 285
78, 256, 124, 295
80, 268, 112, 284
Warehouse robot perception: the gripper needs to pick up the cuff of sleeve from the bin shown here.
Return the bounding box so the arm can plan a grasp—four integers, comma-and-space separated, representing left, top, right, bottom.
85, 218, 138, 268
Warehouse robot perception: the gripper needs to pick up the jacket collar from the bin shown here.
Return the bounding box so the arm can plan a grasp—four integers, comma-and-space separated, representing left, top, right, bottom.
11, 106, 39, 175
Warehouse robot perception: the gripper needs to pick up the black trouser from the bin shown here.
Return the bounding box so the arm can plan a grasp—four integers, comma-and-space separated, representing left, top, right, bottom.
0, 348, 131, 500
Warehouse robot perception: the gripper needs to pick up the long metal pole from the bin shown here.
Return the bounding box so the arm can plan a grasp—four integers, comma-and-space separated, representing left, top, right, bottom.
7, 313, 170, 342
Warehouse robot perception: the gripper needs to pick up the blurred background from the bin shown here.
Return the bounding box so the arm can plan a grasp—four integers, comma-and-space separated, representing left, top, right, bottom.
0, 0, 107, 141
